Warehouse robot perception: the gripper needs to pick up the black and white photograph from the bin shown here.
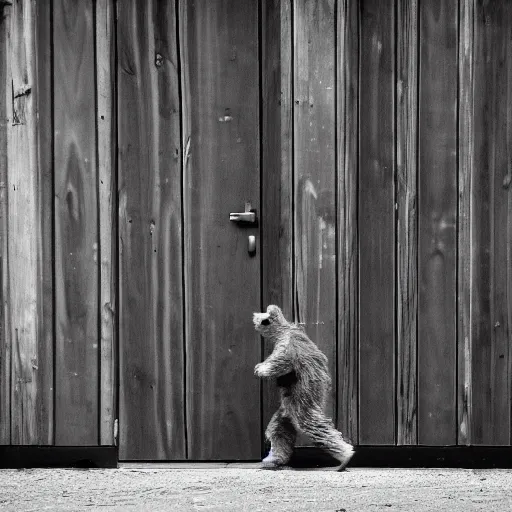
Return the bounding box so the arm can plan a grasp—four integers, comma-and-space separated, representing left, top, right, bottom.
1, 0, 512, 510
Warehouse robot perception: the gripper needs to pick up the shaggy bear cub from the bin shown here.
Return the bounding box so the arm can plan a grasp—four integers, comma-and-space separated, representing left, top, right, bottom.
254, 305, 354, 471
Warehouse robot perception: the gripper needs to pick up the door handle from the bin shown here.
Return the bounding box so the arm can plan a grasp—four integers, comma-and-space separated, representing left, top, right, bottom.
229, 211, 256, 223
229, 202, 257, 225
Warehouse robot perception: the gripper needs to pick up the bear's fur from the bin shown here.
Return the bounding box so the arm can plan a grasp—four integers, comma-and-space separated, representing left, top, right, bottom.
254, 305, 354, 471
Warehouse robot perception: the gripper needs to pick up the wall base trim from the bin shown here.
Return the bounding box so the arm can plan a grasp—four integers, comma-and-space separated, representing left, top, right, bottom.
0, 446, 118, 468
2, 445, 511, 469
293, 446, 512, 469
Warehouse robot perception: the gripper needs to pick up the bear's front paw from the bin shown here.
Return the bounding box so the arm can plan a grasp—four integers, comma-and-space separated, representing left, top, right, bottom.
254, 363, 269, 378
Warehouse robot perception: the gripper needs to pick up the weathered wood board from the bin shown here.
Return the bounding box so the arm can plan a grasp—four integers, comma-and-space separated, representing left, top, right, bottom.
118, 0, 185, 459
97, 0, 117, 447
457, 0, 474, 446
396, 0, 418, 446
468, 0, 512, 445
182, 0, 262, 460
336, 0, 359, 444
53, 0, 98, 445
0, 0, 10, 445
418, 0, 457, 446
358, 0, 396, 445
6, 0, 53, 445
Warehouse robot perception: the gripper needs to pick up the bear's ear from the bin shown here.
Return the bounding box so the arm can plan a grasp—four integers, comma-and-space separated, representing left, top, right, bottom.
261, 318, 271, 326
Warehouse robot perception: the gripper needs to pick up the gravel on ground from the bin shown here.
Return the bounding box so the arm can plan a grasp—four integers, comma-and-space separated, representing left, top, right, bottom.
1, 465, 512, 511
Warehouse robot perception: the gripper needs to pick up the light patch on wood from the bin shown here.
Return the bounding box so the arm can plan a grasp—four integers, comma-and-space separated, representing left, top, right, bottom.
457, 0, 474, 446
396, 0, 418, 446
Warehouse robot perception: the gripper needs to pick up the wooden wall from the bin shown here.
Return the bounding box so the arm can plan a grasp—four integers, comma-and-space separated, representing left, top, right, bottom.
1, 0, 512, 456
331, 0, 512, 447
0, 0, 116, 446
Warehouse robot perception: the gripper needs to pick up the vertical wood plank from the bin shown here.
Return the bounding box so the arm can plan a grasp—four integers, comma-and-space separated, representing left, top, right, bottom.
294, 0, 337, 420
507, 0, 512, 448
182, 0, 261, 460
34, 0, 54, 446
118, 0, 185, 459
0, 2, 10, 445
489, 1, 512, 446
261, 0, 293, 438
358, 0, 396, 445
469, 0, 511, 445
396, 0, 418, 446
97, 0, 116, 446
54, 0, 98, 445
336, 0, 359, 444
457, 0, 474, 446
418, 0, 458, 446
7, 0, 53, 445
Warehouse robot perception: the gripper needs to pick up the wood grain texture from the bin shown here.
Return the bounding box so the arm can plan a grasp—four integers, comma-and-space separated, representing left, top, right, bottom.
294, 0, 337, 420
358, 0, 395, 445
0, 2, 10, 445
7, 0, 53, 444
96, 0, 116, 446
261, 0, 293, 440
396, 0, 418, 446
457, 0, 474, 446
507, 0, 512, 448
54, 0, 98, 445
182, 0, 261, 460
469, 0, 511, 445
118, 0, 185, 459
34, 0, 54, 447
417, 0, 457, 446
336, 0, 359, 444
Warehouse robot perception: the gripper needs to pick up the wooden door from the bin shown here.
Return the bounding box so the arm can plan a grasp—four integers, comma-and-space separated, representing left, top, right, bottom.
117, 0, 261, 461
182, 0, 261, 460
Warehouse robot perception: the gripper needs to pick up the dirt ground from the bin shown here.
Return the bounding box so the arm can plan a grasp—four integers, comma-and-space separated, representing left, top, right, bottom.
1, 465, 512, 511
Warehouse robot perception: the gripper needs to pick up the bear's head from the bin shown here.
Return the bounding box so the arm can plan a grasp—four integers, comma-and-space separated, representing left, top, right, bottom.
253, 304, 287, 335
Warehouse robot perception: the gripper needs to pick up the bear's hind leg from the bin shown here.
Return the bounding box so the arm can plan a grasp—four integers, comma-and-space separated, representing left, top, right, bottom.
297, 410, 354, 471
262, 409, 297, 469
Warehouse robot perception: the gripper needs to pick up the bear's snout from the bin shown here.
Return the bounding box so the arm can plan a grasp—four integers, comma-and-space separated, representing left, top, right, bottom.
253, 312, 270, 329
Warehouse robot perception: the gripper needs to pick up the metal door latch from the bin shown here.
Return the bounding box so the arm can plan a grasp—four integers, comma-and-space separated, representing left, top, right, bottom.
248, 235, 256, 256
229, 202, 257, 225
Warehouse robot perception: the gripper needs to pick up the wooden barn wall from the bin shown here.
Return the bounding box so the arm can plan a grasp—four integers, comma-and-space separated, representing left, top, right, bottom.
0, 0, 116, 446
0, 0, 512, 455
